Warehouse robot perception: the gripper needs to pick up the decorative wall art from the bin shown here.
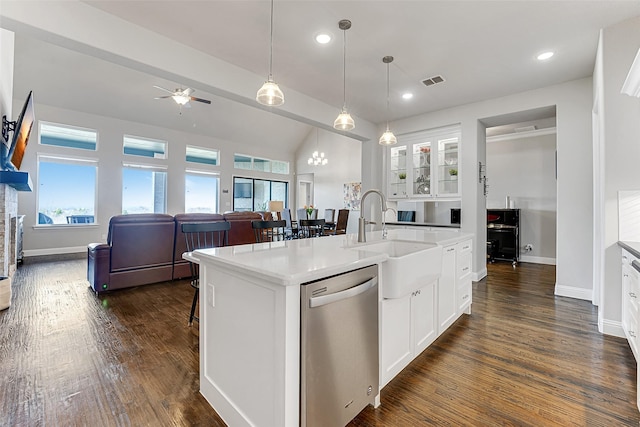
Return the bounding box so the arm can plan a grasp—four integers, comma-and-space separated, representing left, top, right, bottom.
344, 182, 361, 210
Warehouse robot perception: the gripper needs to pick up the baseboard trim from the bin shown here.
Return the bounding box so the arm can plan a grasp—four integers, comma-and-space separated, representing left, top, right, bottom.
600, 319, 625, 338
472, 268, 487, 282
554, 282, 593, 301
24, 246, 86, 257
519, 255, 556, 265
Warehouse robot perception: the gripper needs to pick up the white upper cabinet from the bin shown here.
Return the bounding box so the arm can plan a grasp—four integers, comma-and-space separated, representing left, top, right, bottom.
386, 125, 461, 200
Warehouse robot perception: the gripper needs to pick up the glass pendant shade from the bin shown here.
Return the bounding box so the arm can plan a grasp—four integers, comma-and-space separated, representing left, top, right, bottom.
379, 129, 397, 146
256, 79, 284, 106
334, 109, 355, 131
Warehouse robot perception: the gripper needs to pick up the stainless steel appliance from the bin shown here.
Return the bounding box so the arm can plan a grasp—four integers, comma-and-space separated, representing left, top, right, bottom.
300, 265, 379, 427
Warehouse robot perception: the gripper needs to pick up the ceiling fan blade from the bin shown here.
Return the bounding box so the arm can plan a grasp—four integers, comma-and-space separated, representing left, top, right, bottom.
191, 97, 211, 104
153, 85, 175, 94
154, 95, 172, 99
183, 102, 192, 109
183, 87, 195, 96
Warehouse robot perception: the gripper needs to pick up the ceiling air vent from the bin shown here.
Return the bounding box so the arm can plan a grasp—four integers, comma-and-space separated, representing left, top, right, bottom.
422, 75, 446, 87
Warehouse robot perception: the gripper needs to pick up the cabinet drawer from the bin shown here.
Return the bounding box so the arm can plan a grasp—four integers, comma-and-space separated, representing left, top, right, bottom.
458, 252, 472, 279
457, 282, 472, 311
458, 239, 472, 254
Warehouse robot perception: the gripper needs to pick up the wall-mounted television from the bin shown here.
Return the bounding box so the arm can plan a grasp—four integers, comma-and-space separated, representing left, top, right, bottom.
5, 91, 35, 171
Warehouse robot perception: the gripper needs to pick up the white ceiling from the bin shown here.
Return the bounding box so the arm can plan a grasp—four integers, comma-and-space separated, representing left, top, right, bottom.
9, 1, 640, 148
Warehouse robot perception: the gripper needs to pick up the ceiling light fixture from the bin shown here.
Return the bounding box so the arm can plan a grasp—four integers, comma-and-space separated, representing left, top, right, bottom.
333, 19, 355, 131
256, 0, 284, 106
308, 128, 328, 166
379, 56, 397, 146
315, 33, 331, 44
537, 51, 554, 61
172, 94, 190, 105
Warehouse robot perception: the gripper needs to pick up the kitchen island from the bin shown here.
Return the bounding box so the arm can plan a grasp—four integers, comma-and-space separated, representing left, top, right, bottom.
190, 228, 473, 426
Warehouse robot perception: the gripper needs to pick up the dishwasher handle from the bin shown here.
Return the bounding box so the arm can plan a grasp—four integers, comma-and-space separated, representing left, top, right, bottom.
309, 277, 378, 308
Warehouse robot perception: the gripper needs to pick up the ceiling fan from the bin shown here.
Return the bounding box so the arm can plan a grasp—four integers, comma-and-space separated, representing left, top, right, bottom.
153, 85, 211, 107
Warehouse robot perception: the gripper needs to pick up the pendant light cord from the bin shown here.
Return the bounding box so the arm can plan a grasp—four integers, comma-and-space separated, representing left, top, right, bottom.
386, 62, 390, 130
342, 28, 347, 109
269, 0, 274, 79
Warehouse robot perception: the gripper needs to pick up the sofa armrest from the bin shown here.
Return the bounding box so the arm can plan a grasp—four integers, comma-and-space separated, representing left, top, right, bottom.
87, 243, 111, 293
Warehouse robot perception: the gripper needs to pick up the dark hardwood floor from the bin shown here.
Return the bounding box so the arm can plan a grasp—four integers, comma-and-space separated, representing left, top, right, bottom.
0, 259, 637, 426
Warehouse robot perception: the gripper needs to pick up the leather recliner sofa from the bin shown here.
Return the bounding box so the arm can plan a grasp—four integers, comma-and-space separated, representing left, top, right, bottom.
87, 211, 270, 293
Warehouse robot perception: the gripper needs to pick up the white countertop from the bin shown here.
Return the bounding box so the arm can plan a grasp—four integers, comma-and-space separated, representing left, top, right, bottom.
192, 228, 472, 286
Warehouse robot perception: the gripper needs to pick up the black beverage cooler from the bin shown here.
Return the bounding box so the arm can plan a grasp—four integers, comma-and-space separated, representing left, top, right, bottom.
487, 209, 520, 265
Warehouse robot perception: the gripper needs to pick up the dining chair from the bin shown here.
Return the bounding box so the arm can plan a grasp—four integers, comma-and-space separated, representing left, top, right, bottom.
330, 209, 349, 235
252, 220, 287, 242
297, 208, 307, 221
182, 221, 231, 325
280, 208, 298, 239
299, 219, 325, 238
323, 209, 336, 232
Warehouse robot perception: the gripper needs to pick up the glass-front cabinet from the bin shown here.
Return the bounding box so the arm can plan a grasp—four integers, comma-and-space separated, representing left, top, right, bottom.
386, 125, 461, 200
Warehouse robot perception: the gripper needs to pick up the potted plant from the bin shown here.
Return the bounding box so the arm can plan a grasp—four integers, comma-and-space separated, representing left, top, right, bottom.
398, 172, 407, 181
449, 168, 458, 179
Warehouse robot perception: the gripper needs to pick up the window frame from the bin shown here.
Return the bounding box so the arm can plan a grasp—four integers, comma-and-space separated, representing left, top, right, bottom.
35, 153, 99, 227
39, 121, 98, 151
185, 169, 221, 214
186, 145, 220, 167
123, 134, 168, 160
232, 176, 289, 212
233, 153, 290, 175
122, 162, 169, 215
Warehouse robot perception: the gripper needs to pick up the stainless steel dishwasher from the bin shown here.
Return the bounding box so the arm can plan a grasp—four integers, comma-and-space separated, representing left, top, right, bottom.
300, 265, 379, 427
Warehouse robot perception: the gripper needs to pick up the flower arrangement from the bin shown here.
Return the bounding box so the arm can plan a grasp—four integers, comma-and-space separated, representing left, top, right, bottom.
419, 146, 431, 153
304, 205, 314, 217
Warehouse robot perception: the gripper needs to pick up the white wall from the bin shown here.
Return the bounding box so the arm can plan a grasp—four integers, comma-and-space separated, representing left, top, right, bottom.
0, 28, 14, 132
375, 77, 593, 293
486, 132, 557, 263
16, 102, 297, 256
295, 129, 362, 233
595, 15, 640, 335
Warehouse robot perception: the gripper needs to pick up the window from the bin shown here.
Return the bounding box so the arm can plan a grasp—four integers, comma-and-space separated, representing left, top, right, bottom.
186, 145, 219, 166
185, 171, 219, 213
122, 164, 167, 214
232, 177, 288, 211
233, 154, 289, 175
123, 135, 167, 159
37, 155, 97, 224
39, 122, 97, 151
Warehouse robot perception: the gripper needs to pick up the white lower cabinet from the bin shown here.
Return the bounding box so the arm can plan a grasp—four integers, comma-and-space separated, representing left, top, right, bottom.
438, 244, 457, 333
381, 281, 437, 386
621, 247, 640, 411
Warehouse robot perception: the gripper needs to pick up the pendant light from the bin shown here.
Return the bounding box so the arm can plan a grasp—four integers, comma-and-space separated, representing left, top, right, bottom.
256, 0, 284, 106
308, 128, 328, 166
379, 56, 397, 145
333, 19, 355, 131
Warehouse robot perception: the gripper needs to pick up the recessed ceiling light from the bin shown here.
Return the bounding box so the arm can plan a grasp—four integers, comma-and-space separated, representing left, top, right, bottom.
402, 93, 414, 100
315, 33, 331, 44
537, 51, 554, 61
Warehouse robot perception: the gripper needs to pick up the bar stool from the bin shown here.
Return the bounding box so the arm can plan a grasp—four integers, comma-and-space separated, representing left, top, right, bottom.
252, 220, 287, 242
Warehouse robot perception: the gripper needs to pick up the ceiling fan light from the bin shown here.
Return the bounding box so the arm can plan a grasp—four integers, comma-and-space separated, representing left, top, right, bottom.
256, 79, 285, 106
334, 110, 355, 131
172, 94, 190, 105
379, 130, 398, 146
308, 157, 313, 165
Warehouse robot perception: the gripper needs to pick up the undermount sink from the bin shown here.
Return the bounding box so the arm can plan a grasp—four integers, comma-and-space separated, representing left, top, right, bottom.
350, 240, 443, 299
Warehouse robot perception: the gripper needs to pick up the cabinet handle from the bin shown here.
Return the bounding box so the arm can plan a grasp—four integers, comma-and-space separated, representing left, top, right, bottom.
624, 274, 629, 278
416, 290, 421, 296
463, 245, 470, 250
630, 292, 637, 298
447, 247, 455, 253
462, 294, 469, 300
462, 267, 469, 272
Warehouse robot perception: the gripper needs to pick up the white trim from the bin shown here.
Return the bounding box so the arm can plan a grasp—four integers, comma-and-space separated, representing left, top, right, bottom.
472, 267, 487, 282
485, 126, 556, 143
554, 282, 592, 301
24, 246, 86, 257
519, 255, 556, 265
600, 319, 625, 338
622, 47, 640, 97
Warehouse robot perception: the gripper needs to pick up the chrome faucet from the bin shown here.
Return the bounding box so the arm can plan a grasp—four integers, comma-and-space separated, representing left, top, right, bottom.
358, 189, 388, 243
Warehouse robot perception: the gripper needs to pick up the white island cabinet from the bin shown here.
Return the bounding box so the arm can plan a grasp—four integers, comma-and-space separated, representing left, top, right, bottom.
191, 229, 473, 426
